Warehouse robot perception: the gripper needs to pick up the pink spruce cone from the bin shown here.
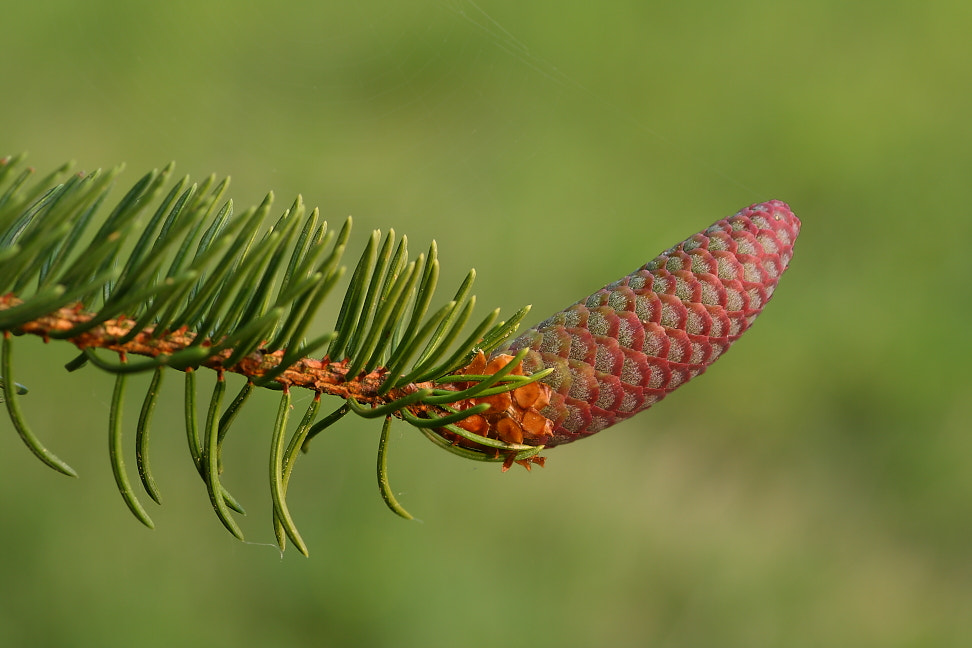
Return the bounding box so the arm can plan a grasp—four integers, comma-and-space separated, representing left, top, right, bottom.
499, 200, 800, 447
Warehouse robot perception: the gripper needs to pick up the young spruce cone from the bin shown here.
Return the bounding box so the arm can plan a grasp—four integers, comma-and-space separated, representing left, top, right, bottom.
454, 200, 800, 449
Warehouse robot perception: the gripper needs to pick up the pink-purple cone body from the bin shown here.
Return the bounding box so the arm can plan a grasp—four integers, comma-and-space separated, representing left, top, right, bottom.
501, 200, 801, 447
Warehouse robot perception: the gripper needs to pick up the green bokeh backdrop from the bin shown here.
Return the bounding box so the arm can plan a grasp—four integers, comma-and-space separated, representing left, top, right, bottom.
2, 1, 971, 646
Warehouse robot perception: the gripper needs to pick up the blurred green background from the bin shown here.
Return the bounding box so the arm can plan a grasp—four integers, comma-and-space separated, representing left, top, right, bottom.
2, 1, 970, 646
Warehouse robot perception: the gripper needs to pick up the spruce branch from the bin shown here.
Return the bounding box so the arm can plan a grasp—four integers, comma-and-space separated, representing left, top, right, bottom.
0, 154, 546, 554
0, 154, 801, 555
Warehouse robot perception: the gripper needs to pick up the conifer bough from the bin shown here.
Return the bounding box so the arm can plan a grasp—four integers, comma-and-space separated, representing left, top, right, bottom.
0, 154, 800, 554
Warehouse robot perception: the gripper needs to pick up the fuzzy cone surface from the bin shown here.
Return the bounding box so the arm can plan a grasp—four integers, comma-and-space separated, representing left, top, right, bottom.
500, 200, 801, 446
